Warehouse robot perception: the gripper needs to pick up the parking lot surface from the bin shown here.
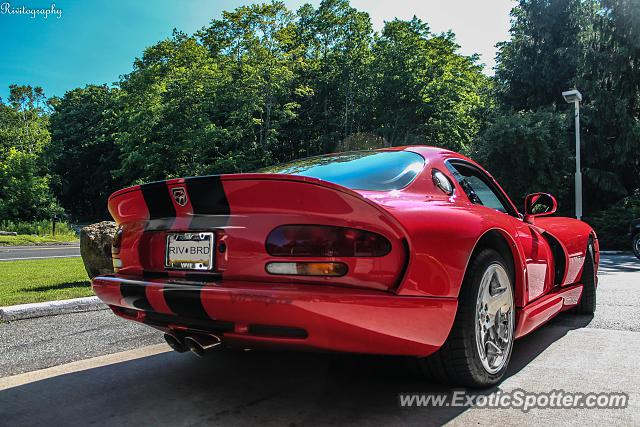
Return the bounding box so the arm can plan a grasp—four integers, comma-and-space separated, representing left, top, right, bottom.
1, 254, 638, 426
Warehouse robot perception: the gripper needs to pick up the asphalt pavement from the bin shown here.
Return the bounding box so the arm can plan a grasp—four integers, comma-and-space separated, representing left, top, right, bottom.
0, 254, 638, 426
0, 244, 80, 261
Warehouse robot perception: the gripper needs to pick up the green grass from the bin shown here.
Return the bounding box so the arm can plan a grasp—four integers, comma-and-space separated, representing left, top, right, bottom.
1, 219, 77, 236
0, 234, 79, 246
0, 220, 79, 246
0, 258, 92, 306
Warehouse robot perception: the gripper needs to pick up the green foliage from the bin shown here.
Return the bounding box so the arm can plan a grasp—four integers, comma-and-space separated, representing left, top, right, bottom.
112, 0, 490, 183
473, 110, 573, 211
2, 0, 638, 239
117, 30, 242, 183
288, 0, 375, 157
0, 148, 63, 220
492, 0, 640, 215
584, 191, 640, 250
0, 1, 492, 221
372, 19, 491, 151
487, 0, 640, 245
577, 0, 640, 208
48, 85, 122, 220
0, 85, 62, 222
495, 0, 585, 110
0, 219, 77, 237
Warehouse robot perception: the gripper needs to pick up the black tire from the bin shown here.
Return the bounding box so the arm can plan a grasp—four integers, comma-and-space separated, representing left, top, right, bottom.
418, 248, 515, 388
633, 233, 640, 260
572, 243, 597, 315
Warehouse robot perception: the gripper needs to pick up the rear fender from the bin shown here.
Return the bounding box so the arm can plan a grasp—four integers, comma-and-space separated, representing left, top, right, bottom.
388, 203, 525, 305
467, 228, 526, 308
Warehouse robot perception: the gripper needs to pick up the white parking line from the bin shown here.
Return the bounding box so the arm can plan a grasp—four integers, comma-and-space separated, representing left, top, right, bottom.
0, 255, 82, 261
0, 344, 169, 391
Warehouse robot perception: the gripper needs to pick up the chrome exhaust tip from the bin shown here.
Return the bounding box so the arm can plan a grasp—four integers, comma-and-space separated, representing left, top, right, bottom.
164, 333, 188, 353
184, 335, 222, 357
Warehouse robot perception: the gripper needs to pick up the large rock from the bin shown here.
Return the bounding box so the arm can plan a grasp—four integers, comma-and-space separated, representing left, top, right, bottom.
80, 221, 117, 279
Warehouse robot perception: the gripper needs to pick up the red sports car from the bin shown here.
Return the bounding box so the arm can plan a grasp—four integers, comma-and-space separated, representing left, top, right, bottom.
93, 146, 598, 387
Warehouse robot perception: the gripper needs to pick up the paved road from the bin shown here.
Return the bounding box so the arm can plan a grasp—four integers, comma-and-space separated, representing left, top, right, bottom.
0, 244, 80, 261
0, 254, 638, 425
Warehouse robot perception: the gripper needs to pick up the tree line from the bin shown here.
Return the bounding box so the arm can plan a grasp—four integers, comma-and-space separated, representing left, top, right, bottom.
0, 0, 638, 246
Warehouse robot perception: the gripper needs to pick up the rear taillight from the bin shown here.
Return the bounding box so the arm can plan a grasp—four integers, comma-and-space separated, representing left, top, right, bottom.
112, 226, 123, 254
266, 225, 391, 257
112, 225, 123, 272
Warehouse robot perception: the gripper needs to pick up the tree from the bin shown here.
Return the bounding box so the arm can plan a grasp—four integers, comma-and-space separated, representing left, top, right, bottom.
578, 0, 640, 207
116, 3, 308, 184
473, 109, 573, 210
4, 84, 49, 154
493, 0, 640, 214
371, 17, 491, 151
48, 85, 122, 220
0, 85, 61, 221
116, 31, 231, 183
290, 0, 374, 156
0, 147, 62, 220
495, 0, 585, 110
0, 0, 499, 223
199, 1, 305, 164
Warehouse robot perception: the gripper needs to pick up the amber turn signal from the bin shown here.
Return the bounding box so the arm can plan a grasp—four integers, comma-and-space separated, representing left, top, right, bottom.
265, 262, 347, 277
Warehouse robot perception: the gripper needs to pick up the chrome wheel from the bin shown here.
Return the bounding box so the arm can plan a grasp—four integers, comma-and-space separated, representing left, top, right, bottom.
633, 234, 640, 259
475, 263, 514, 374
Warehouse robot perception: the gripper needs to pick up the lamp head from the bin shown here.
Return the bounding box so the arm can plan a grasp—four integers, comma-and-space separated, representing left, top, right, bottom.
562, 89, 582, 103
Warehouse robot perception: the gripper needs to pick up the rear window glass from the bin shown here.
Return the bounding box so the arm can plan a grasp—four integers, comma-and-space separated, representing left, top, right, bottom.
258, 151, 425, 191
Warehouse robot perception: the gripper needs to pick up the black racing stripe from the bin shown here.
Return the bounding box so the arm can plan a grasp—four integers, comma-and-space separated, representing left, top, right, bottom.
120, 282, 153, 311
144, 312, 234, 333
140, 181, 176, 231
163, 285, 210, 320
143, 271, 169, 279
185, 175, 230, 230
183, 272, 222, 282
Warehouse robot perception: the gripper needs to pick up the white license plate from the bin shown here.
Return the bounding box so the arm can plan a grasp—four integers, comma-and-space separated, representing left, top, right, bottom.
165, 232, 214, 270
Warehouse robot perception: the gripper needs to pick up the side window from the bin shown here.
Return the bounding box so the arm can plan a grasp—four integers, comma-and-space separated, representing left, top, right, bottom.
446, 162, 509, 214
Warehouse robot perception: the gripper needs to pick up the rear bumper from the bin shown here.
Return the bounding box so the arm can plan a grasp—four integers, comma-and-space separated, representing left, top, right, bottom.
92, 275, 457, 357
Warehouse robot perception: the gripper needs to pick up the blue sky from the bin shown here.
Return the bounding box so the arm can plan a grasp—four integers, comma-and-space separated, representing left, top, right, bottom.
0, 0, 514, 100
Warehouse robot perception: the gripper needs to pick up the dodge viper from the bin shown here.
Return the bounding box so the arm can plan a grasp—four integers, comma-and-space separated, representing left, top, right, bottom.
92, 146, 599, 387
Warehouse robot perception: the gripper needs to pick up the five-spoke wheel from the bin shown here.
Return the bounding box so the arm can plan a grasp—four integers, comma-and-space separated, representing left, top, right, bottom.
475, 263, 514, 374
420, 248, 515, 387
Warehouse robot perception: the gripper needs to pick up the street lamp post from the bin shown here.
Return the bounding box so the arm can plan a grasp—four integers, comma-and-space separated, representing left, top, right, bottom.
562, 89, 583, 220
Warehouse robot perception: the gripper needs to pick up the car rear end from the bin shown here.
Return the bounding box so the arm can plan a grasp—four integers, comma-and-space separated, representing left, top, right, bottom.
93, 153, 457, 356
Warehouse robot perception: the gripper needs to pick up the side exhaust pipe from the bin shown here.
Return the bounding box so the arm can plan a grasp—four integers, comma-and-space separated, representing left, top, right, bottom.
164, 334, 188, 353
184, 335, 222, 357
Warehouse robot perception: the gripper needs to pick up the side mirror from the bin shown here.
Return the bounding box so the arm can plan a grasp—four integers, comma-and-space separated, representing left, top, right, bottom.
524, 193, 557, 224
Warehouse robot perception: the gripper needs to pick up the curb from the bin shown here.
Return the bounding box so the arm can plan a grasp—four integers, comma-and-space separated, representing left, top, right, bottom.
0, 296, 108, 322
600, 250, 633, 255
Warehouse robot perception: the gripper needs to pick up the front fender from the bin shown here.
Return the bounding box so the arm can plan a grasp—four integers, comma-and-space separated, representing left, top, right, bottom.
535, 217, 596, 285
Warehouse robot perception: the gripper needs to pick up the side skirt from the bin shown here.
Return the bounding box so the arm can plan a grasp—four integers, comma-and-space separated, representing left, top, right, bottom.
514, 284, 583, 339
